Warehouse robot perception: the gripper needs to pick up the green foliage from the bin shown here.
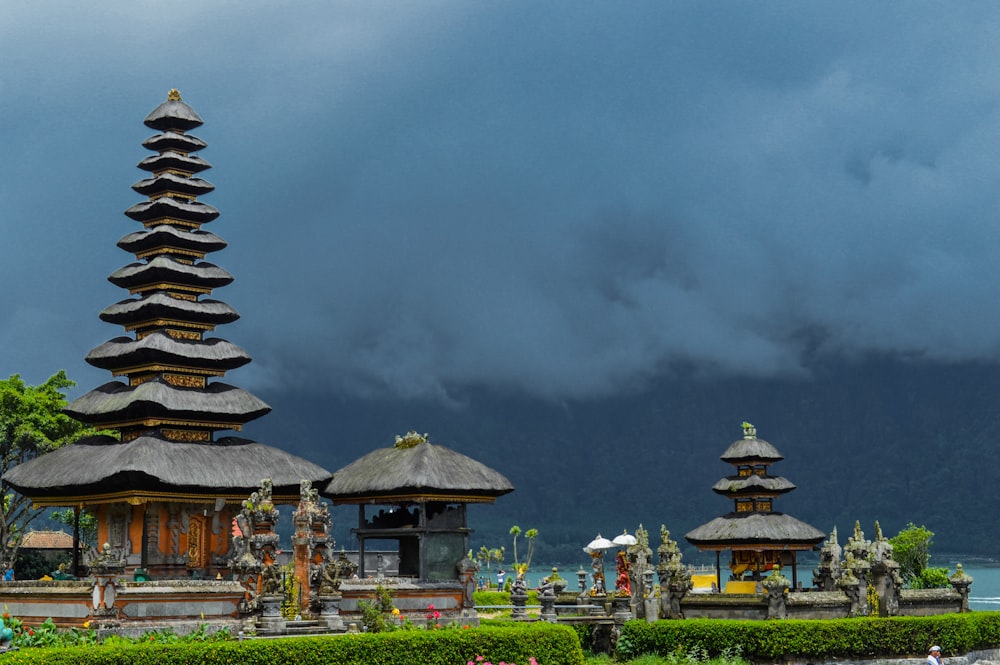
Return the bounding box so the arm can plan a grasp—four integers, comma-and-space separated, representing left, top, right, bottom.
889, 523, 935, 585
618, 613, 1000, 661
0, 372, 104, 568
357, 584, 398, 632
510, 525, 539, 576
477, 546, 505, 586
913, 567, 951, 589
49, 508, 97, 549
0, 623, 583, 665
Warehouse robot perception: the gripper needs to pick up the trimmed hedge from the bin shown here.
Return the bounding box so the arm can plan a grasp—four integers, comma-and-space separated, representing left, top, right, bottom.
475, 590, 540, 606
618, 613, 1000, 661
0, 623, 584, 665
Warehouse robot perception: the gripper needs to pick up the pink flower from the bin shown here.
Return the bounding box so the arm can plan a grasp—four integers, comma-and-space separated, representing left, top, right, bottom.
477, 657, 485, 662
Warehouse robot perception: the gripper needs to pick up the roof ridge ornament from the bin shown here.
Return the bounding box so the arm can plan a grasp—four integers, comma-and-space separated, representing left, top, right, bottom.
742, 421, 756, 439
167, 88, 182, 101
394, 430, 428, 449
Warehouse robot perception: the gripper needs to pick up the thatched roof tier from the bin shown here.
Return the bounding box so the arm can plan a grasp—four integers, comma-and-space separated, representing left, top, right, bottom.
685, 513, 825, 551
132, 172, 215, 198
137, 151, 212, 175
4, 434, 332, 506
144, 96, 204, 132
142, 130, 207, 154
720, 435, 784, 463
324, 434, 514, 504
108, 257, 233, 291
711, 475, 796, 495
100, 293, 239, 327
117, 226, 227, 256
85, 333, 251, 372
125, 196, 220, 225
64, 379, 270, 426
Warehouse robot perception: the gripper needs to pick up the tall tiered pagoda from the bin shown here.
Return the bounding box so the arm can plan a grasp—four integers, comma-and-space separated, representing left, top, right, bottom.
5, 91, 332, 579
685, 423, 824, 590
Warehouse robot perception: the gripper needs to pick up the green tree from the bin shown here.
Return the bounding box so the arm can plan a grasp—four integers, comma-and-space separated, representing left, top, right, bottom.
0, 372, 99, 568
49, 508, 97, 549
475, 545, 504, 586
889, 523, 935, 586
509, 525, 539, 577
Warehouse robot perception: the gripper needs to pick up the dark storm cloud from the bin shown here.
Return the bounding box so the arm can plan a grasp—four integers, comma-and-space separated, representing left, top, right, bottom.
3, 2, 1000, 401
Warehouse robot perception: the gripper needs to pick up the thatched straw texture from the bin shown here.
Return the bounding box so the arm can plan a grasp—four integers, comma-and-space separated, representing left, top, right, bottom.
65, 379, 270, 423
100, 293, 239, 325
4, 433, 331, 500
144, 98, 203, 131
720, 436, 784, 463
711, 475, 796, 494
324, 439, 513, 503
109, 257, 232, 289
86, 333, 250, 371
117, 225, 226, 254
142, 131, 206, 154
685, 513, 825, 550
125, 196, 219, 224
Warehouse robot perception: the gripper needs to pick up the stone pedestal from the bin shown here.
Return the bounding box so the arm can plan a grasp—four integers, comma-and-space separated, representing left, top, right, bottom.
258, 594, 285, 631
949, 564, 974, 613
588, 593, 607, 616
539, 591, 557, 623
612, 594, 632, 622
317, 595, 345, 631
510, 592, 529, 620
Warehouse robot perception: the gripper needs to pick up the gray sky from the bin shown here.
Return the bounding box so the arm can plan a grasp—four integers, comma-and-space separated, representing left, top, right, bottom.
3, 2, 1000, 404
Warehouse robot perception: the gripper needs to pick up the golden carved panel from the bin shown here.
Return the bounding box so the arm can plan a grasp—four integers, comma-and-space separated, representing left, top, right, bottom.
164, 374, 206, 388
142, 218, 201, 230
165, 329, 203, 340
162, 429, 211, 442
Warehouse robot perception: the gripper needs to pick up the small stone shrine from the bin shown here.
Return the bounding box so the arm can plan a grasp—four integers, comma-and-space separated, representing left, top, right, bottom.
323, 430, 513, 624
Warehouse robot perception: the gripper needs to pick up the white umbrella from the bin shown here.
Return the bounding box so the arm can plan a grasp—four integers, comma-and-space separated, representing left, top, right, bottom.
613, 530, 637, 547
584, 533, 614, 553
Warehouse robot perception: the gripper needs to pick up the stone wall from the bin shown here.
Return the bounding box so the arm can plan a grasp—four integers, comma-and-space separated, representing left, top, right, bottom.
678, 587, 964, 621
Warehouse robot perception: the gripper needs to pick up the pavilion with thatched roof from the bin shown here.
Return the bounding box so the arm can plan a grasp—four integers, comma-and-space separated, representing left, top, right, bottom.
685, 423, 824, 590
323, 431, 513, 581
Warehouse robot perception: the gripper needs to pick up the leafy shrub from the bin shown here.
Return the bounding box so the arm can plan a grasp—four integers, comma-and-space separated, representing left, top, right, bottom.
0, 623, 584, 665
618, 613, 1000, 661
913, 567, 951, 589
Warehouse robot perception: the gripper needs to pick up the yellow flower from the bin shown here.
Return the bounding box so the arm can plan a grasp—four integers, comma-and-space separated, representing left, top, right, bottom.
391, 608, 400, 616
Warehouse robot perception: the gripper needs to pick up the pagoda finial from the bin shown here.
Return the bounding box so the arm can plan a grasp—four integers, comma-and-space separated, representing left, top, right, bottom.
742, 421, 756, 439
167, 88, 182, 101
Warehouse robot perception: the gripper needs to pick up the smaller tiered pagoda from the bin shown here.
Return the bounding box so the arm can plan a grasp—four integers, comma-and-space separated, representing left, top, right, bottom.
685, 423, 824, 590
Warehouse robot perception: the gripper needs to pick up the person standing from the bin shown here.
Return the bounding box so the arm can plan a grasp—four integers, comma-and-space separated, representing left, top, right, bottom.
497, 569, 506, 589
928, 646, 943, 665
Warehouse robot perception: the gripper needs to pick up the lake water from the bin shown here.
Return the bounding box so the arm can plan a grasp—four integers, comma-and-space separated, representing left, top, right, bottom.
518, 563, 1000, 611
966, 567, 1000, 611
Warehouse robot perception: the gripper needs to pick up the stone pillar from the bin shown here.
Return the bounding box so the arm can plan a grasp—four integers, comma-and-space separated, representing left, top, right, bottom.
456, 557, 481, 626
539, 586, 558, 623
89, 543, 126, 628
949, 564, 974, 613
812, 527, 842, 591
317, 594, 345, 631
